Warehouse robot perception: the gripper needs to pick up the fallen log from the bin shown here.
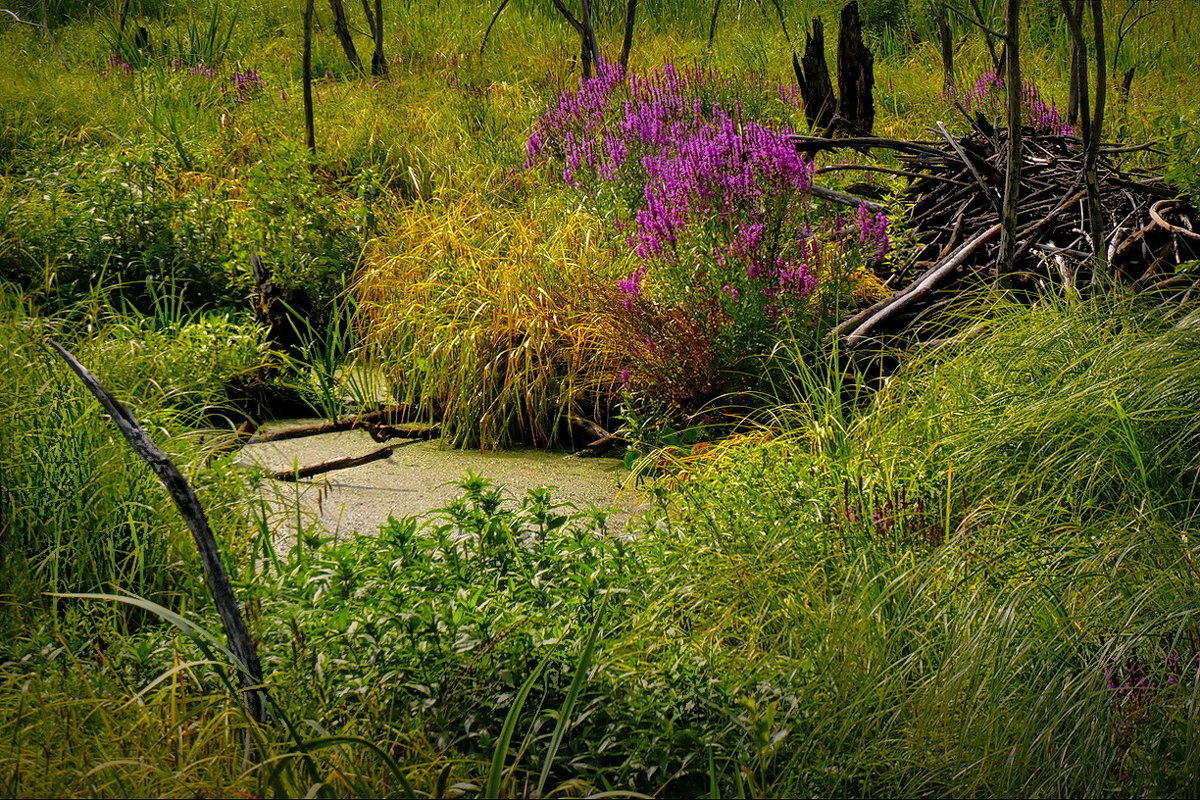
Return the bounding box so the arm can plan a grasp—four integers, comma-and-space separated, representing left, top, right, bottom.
247, 407, 435, 443
268, 440, 422, 481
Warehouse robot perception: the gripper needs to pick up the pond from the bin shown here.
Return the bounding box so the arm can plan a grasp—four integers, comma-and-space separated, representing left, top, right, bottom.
235, 420, 645, 545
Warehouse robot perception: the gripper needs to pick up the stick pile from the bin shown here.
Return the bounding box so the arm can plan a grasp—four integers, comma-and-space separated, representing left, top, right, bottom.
797, 123, 1200, 347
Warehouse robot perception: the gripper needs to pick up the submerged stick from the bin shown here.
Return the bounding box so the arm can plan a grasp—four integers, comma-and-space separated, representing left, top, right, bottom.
268, 440, 420, 481
48, 340, 267, 725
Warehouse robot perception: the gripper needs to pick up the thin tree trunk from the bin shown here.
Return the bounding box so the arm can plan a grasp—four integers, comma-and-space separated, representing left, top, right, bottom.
303, 0, 316, 155
1067, 0, 1083, 126
370, 0, 386, 75
968, 0, 1002, 72
619, 0, 637, 72
707, 0, 722, 54
1087, 0, 1107, 280
581, 0, 599, 78
119, 0, 131, 32
327, 0, 363, 72
996, 0, 1021, 286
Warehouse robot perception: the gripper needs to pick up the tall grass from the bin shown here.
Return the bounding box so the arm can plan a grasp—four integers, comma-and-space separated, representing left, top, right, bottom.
0, 285, 263, 617
355, 191, 638, 448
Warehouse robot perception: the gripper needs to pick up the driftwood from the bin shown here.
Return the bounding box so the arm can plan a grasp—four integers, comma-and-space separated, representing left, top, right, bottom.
48, 341, 267, 725
268, 440, 420, 481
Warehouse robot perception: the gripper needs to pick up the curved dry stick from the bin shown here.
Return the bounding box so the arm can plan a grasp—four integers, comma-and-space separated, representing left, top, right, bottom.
48, 340, 267, 725
2, 6, 69, 70
1150, 200, 1200, 241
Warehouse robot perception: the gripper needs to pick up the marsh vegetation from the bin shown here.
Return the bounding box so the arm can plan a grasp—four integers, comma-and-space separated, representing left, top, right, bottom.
4, 1, 1200, 796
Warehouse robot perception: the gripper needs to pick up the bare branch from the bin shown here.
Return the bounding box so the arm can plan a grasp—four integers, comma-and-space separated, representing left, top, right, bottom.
48, 340, 267, 724
479, 0, 512, 58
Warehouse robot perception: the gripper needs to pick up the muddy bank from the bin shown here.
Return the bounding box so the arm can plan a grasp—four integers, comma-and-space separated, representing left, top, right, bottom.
236, 420, 645, 544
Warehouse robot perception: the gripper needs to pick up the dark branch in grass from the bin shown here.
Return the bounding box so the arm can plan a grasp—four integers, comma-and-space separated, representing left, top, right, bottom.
47, 340, 267, 726
479, 0, 512, 59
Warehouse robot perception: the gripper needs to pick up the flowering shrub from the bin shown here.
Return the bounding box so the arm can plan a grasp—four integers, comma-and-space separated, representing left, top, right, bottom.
957, 71, 1074, 136
527, 63, 890, 396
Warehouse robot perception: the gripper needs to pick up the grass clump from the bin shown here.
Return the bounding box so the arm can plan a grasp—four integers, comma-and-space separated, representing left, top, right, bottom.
355, 191, 638, 448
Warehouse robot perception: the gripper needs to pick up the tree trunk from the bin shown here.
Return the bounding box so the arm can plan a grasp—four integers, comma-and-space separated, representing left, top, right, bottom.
799, 17, 836, 133
619, 0, 637, 71
996, 0, 1021, 286
362, 0, 387, 76
836, 1, 874, 134
1063, 1, 1090, 142
580, 0, 599, 78
327, 0, 363, 72
303, 0, 316, 155
1087, 0, 1107, 281
938, 11, 954, 94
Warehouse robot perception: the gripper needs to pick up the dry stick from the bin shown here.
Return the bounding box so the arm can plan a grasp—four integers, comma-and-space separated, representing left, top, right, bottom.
935, 121, 1002, 214
809, 184, 885, 212
1, 7, 69, 69
48, 341, 267, 725
792, 134, 946, 158
814, 163, 971, 187
203, 419, 260, 466
249, 417, 438, 444
839, 223, 1003, 346
269, 441, 418, 481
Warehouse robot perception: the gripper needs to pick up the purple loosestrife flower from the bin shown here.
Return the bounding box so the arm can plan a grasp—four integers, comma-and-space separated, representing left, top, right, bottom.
617, 266, 647, 310
856, 203, 891, 260
525, 59, 889, 376
962, 71, 1075, 136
